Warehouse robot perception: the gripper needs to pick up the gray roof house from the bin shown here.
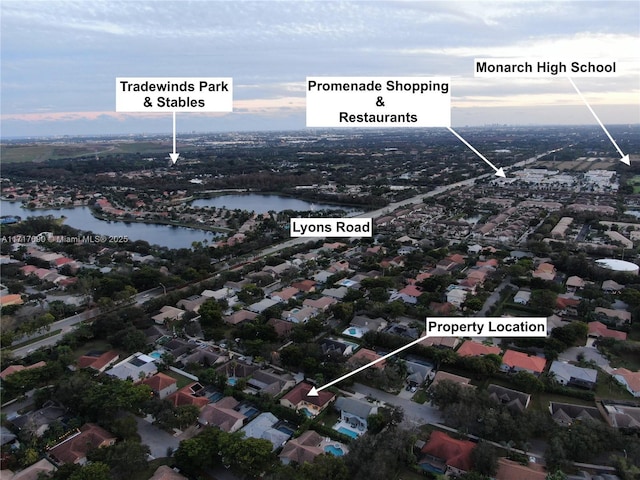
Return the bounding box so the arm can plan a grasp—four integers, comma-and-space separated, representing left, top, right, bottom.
240, 412, 291, 450
549, 361, 598, 390
335, 396, 376, 433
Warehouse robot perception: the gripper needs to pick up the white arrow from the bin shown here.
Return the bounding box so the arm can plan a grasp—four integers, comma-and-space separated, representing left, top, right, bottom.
568, 77, 629, 165
169, 111, 180, 164
308, 334, 431, 396
447, 126, 506, 177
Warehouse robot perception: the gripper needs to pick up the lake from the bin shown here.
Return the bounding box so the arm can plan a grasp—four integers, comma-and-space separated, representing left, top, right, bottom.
1, 194, 353, 249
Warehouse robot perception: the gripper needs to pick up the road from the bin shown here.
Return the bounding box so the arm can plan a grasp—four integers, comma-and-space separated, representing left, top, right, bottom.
8, 287, 164, 358
350, 382, 443, 428
476, 278, 514, 317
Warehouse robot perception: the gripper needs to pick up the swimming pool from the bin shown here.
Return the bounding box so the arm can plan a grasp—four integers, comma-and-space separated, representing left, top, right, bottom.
324, 445, 345, 456
148, 350, 163, 360
276, 425, 295, 436
336, 426, 359, 439
300, 407, 314, 418
227, 377, 237, 386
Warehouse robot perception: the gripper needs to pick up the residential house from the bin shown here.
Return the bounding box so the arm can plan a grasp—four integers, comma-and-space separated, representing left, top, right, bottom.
279, 382, 335, 417
168, 383, 209, 409
566, 276, 586, 291
405, 359, 434, 387
549, 361, 598, 389
322, 286, 349, 300
201, 287, 234, 301
533, 262, 556, 281
429, 371, 472, 390
11, 401, 66, 437
48, 423, 116, 465
224, 309, 257, 326
142, 372, 178, 399
291, 279, 316, 293
496, 458, 546, 480
1, 458, 57, 480
152, 305, 186, 325
348, 348, 386, 370
279, 430, 324, 465
177, 295, 208, 313
587, 321, 627, 341
500, 350, 546, 376
422, 337, 459, 349
0, 361, 47, 381
513, 290, 531, 305
487, 384, 531, 413
248, 298, 279, 314
549, 402, 603, 426
456, 341, 500, 358
390, 285, 422, 304
198, 397, 246, 432
0, 294, 23, 307
334, 396, 376, 433
76, 351, 119, 373
246, 369, 296, 396
270, 287, 300, 303
216, 361, 259, 380
149, 465, 188, 480
106, 352, 157, 381
594, 307, 631, 326
555, 295, 580, 316
282, 306, 317, 324
350, 315, 387, 333
182, 347, 225, 367
320, 338, 355, 356
419, 431, 475, 476
600, 402, 640, 429
241, 412, 291, 450
302, 296, 337, 311
446, 287, 468, 308
268, 318, 294, 338
612, 368, 640, 397
602, 280, 623, 294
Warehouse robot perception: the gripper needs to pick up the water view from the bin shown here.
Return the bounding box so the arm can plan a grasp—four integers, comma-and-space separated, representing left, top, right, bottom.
1, 194, 356, 249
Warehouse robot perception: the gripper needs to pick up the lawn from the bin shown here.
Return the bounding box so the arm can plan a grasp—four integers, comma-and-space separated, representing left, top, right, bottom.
412, 389, 428, 404
164, 370, 195, 389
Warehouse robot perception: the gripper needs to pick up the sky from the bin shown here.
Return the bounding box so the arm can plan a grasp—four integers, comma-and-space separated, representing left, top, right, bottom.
1, 0, 639, 137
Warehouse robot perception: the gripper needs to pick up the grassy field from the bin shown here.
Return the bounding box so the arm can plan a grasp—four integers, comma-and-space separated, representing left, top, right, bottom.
165, 369, 195, 389
0, 140, 189, 163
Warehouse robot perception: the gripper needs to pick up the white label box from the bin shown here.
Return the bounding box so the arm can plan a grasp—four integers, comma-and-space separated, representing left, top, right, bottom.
425, 317, 548, 338
474, 58, 619, 77
306, 76, 450, 128
290, 218, 372, 237
116, 77, 233, 112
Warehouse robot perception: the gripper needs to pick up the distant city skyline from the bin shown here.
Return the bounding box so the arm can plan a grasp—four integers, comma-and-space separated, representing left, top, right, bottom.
1, 0, 639, 137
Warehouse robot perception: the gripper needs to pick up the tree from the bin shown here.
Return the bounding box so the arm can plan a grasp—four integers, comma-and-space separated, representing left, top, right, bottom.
87, 440, 150, 480
231, 437, 276, 478
471, 441, 499, 476
299, 454, 350, 480
68, 462, 111, 480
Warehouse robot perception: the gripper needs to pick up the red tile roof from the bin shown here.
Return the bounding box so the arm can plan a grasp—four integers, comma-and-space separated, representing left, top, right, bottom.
399, 285, 423, 298
348, 348, 386, 369
502, 350, 546, 374
77, 351, 119, 371
457, 341, 501, 358
0, 361, 47, 380
167, 383, 209, 409
421, 431, 475, 472
588, 321, 627, 340
496, 458, 546, 480
143, 372, 178, 393
48, 423, 115, 464
281, 382, 335, 408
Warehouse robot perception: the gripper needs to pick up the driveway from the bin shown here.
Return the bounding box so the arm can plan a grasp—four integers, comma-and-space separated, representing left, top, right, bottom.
350, 383, 443, 429
558, 346, 612, 373
135, 416, 181, 458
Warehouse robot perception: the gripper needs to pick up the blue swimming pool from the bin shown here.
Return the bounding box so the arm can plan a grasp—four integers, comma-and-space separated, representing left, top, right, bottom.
324, 445, 345, 456
227, 377, 237, 386
337, 426, 359, 439
300, 407, 314, 418
148, 350, 163, 360
276, 425, 295, 436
